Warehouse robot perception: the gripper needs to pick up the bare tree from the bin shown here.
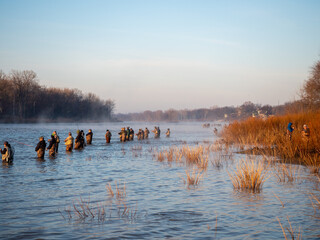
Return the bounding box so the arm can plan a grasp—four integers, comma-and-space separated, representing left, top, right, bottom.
10, 70, 39, 119
301, 60, 320, 109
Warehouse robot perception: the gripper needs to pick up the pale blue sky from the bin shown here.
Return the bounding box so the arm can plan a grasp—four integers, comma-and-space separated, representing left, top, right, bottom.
1, 0, 319, 113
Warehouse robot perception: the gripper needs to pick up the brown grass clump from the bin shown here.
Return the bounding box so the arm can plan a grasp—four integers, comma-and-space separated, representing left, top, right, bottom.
183, 168, 204, 186
157, 151, 165, 162
228, 159, 269, 192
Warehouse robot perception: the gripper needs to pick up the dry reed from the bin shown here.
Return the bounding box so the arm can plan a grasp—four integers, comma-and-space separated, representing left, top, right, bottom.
273, 162, 300, 183
277, 216, 302, 240
222, 111, 320, 165
228, 159, 269, 192
183, 168, 204, 186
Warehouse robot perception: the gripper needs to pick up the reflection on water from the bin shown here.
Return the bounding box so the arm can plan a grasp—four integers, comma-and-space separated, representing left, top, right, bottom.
0, 122, 319, 239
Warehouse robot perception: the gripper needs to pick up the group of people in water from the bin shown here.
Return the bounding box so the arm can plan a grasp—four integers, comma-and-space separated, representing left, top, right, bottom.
1, 126, 171, 163
117, 126, 170, 142
1, 122, 313, 163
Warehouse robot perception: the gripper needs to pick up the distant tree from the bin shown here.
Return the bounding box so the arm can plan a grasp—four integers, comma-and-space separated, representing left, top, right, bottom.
165, 109, 179, 122
10, 70, 39, 119
0, 69, 115, 122
239, 101, 257, 117
301, 60, 320, 109
260, 105, 273, 115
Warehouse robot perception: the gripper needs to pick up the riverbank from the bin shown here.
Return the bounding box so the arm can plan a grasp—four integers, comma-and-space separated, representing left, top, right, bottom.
221, 111, 320, 169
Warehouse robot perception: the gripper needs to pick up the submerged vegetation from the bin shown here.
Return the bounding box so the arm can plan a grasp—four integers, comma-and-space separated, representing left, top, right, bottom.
60, 181, 138, 223
0, 70, 115, 122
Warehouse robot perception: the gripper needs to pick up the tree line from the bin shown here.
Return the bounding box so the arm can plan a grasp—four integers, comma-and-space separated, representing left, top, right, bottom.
0, 70, 115, 122
116, 59, 320, 122
115, 102, 277, 122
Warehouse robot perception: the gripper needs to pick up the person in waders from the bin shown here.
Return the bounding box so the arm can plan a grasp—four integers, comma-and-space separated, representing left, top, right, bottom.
166, 128, 170, 137
301, 124, 311, 151
287, 122, 294, 140
119, 128, 126, 142
213, 128, 218, 136
136, 129, 142, 140
301, 124, 310, 140
126, 127, 130, 141
105, 130, 112, 143
144, 128, 150, 139
75, 130, 84, 150
86, 129, 93, 145
129, 128, 134, 141
53, 131, 60, 153
35, 136, 46, 159
80, 130, 86, 147
46, 134, 56, 157
152, 126, 160, 138
1, 141, 14, 163
64, 132, 74, 151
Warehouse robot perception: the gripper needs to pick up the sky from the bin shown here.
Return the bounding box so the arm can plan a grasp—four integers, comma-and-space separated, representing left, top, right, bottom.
0, 0, 320, 113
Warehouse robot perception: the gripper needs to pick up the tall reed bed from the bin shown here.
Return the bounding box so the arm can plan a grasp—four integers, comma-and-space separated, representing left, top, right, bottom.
222, 111, 320, 164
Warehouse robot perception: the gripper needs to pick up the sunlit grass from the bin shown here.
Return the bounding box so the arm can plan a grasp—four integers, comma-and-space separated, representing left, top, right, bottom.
183, 167, 204, 186
273, 162, 300, 183
228, 159, 269, 192
221, 111, 320, 165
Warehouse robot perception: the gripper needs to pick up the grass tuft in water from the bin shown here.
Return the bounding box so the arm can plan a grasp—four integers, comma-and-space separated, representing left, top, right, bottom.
228, 159, 269, 192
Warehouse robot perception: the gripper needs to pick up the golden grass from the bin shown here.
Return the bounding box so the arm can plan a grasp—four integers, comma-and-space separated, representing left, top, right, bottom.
155, 145, 210, 171
273, 162, 300, 183
302, 154, 320, 174
228, 159, 269, 192
183, 168, 204, 186
157, 151, 165, 162
222, 111, 320, 164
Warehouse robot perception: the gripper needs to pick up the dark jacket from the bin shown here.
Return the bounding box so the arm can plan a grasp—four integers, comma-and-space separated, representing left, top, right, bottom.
35, 140, 46, 151
47, 136, 56, 149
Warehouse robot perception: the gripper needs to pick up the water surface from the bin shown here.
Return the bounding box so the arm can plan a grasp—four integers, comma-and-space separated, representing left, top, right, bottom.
0, 122, 319, 239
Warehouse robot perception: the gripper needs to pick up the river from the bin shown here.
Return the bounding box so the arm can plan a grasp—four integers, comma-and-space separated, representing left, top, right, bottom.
0, 122, 319, 239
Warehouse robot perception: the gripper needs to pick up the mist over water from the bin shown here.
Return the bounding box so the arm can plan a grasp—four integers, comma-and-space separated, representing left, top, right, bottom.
0, 122, 319, 239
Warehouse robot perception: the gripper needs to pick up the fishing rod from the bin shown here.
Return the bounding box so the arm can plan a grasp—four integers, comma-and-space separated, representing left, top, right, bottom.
11, 140, 33, 148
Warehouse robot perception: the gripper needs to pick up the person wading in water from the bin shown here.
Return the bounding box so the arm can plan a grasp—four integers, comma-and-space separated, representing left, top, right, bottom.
46, 134, 56, 157
1, 141, 14, 163
64, 132, 74, 152
86, 129, 93, 145
35, 136, 46, 159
